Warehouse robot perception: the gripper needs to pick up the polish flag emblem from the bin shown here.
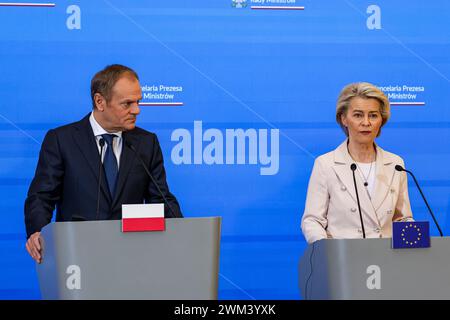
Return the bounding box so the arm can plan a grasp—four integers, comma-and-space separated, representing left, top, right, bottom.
121, 203, 165, 232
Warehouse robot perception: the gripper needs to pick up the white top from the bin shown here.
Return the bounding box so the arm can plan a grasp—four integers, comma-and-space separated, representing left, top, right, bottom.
89, 112, 123, 167
355, 161, 376, 198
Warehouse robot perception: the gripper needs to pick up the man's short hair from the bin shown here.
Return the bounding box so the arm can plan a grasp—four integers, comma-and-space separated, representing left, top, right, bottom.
90, 64, 139, 109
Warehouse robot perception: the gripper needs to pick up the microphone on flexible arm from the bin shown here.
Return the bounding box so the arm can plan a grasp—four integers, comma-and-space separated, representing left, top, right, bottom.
95, 138, 105, 220
351, 163, 366, 238
125, 141, 177, 218
395, 165, 443, 237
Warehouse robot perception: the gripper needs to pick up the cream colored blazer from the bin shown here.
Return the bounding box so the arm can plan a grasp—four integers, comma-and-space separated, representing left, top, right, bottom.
301, 140, 413, 244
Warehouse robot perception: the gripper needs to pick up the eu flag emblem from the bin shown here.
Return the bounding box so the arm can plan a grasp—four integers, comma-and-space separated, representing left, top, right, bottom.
392, 221, 430, 249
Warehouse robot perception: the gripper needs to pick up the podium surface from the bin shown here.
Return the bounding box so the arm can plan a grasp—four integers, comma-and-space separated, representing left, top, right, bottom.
36, 217, 221, 300
299, 237, 450, 300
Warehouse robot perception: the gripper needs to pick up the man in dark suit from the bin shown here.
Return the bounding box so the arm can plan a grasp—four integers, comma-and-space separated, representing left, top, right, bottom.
25, 64, 182, 263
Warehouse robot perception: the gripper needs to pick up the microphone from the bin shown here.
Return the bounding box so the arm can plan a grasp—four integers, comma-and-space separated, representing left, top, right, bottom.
96, 138, 105, 220
125, 141, 177, 218
395, 165, 443, 237
351, 163, 366, 238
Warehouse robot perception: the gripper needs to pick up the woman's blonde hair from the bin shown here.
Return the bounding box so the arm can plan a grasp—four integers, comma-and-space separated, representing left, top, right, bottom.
336, 82, 390, 137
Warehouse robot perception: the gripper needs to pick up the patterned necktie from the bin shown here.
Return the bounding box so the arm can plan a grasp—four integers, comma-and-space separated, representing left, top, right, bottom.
101, 134, 118, 198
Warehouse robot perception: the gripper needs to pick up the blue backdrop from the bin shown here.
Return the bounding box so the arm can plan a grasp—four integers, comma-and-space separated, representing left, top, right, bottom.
0, 0, 449, 299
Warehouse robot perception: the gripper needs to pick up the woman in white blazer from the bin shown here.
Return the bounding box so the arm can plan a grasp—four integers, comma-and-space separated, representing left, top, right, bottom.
301, 82, 413, 244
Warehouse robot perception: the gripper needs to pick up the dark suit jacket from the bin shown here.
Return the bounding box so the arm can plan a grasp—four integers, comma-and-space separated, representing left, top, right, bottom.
24, 114, 182, 238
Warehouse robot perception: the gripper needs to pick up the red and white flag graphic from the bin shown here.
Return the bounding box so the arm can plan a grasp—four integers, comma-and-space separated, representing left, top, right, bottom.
121, 203, 165, 232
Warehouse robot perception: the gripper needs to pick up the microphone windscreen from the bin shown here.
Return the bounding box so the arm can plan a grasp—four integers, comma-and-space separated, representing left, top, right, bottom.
395, 165, 404, 172
350, 163, 357, 171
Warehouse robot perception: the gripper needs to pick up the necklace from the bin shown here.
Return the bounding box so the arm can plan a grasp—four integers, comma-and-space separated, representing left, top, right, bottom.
347, 146, 376, 187
355, 161, 374, 187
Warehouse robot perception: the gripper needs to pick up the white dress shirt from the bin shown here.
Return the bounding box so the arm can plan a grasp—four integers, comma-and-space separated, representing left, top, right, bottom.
89, 112, 123, 168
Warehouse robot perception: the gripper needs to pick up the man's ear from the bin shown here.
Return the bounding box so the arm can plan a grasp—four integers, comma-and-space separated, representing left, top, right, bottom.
94, 93, 106, 111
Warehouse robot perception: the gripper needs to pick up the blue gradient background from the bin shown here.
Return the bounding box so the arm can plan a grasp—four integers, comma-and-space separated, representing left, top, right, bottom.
0, 1, 449, 299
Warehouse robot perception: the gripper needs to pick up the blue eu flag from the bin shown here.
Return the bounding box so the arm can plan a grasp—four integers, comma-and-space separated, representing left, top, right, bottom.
392, 221, 430, 249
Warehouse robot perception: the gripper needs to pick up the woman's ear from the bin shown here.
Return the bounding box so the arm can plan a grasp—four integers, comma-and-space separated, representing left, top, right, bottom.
341, 113, 347, 127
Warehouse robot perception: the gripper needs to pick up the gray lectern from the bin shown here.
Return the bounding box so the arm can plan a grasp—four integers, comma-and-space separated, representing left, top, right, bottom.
36, 217, 221, 300
299, 238, 450, 300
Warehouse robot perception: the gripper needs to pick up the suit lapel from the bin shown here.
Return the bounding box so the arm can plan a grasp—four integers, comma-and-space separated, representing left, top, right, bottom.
331, 140, 379, 225
372, 146, 395, 212
353, 167, 378, 224
112, 130, 140, 207
72, 114, 112, 203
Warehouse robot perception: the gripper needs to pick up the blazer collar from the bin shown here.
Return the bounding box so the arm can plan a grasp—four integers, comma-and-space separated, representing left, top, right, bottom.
333, 139, 395, 166
73, 113, 112, 203
332, 139, 396, 225
72, 114, 142, 208
111, 130, 140, 207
